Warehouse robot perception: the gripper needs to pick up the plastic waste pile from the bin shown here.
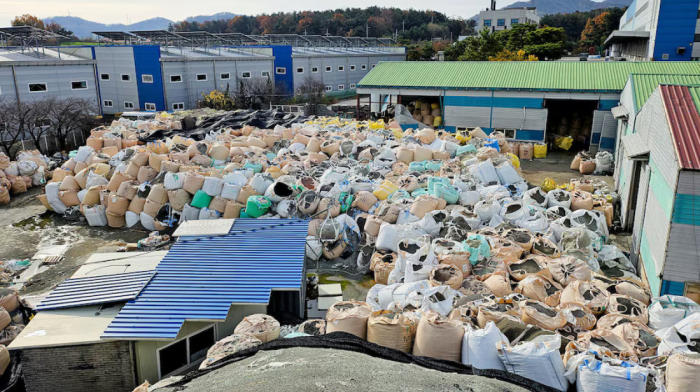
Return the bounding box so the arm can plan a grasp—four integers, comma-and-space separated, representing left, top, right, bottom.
571, 150, 615, 176
0, 150, 50, 205
0, 289, 31, 379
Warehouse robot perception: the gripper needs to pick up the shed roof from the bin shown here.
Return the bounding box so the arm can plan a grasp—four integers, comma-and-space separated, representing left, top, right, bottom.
660, 84, 700, 170
631, 74, 700, 111
357, 61, 700, 92
102, 219, 309, 341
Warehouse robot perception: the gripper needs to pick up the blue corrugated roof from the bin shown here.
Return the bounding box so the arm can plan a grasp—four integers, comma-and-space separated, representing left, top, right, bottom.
102, 219, 309, 340
36, 270, 155, 311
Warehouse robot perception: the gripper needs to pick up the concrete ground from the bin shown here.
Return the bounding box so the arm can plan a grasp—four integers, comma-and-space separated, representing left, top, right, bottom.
154, 347, 532, 392
519, 150, 614, 189
0, 187, 149, 298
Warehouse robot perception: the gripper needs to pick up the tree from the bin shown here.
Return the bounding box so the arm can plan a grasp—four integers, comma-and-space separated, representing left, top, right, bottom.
0, 98, 48, 159
420, 42, 436, 60
11, 14, 45, 29
489, 49, 538, 61
44, 97, 98, 152
459, 29, 504, 61
444, 39, 469, 61
45, 21, 73, 37
497, 24, 537, 52
297, 76, 326, 106
523, 27, 566, 60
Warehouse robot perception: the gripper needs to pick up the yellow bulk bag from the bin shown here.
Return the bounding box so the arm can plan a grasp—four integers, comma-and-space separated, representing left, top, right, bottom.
373, 180, 399, 201
506, 153, 520, 169
534, 144, 547, 158
430, 103, 439, 110
433, 116, 442, 127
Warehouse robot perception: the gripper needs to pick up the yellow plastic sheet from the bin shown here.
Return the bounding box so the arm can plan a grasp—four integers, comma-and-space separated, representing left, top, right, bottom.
555, 136, 573, 151
506, 153, 520, 169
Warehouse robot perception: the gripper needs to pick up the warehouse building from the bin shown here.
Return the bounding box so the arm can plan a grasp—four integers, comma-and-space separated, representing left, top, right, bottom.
357, 61, 700, 153
605, 0, 700, 61
10, 220, 309, 388
87, 31, 404, 114
611, 80, 700, 300
0, 27, 100, 107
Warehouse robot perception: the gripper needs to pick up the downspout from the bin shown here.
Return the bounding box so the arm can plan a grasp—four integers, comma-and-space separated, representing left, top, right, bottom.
11, 65, 20, 106
161, 61, 168, 111
93, 63, 103, 117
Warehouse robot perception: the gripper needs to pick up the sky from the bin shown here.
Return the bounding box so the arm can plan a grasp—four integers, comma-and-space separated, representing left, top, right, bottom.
1, 0, 526, 27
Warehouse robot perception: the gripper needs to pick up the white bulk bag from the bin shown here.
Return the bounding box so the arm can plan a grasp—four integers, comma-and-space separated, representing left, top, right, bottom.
140, 212, 157, 231
77, 189, 87, 203
31, 167, 46, 186
523, 187, 548, 207
576, 357, 648, 392
45, 182, 67, 214
199, 207, 220, 220
288, 142, 305, 153
474, 200, 501, 221
220, 182, 242, 201
571, 210, 609, 239
86, 172, 108, 189
164, 172, 185, 190
84, 205, 108, 227
480, 185, 510, 200
658, 313, 700, 355
496, 161, 521, 185
407, 285, 459, 316
202, 177, 224, 197
516, 213, 550, 233
648, 295, 700, 330
405, 259, 437, 283
306, 236, 323, 261
180, 203, 200, 223
376, 222, 425, 253
547, 189, 572, 209
470, 160, 499, 185
250, 173, 274, 195
74, 146, 95, 162
276, 199, 296, 218
462, 322, 509, 370
396, 210, 421, 224
222, 172, 248, 187
497, 335, 568, 391
18, 160, 38, 176
459, 190, 481, 206
550, 217, 573, 243
125, 211, 140, 228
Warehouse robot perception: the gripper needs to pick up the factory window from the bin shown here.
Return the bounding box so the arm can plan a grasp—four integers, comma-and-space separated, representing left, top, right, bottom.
241, 71, 251, 79
158, 325, 215, 379
296, 67, 304, 74
71, 81, 88, 90
361, 64, 367, 70
350, 65, 356, 71
338, 84, 345, 91
173, 102, 185, 111
28, 83, 48, 93
483, 19, 491, 27
511, 19, 519, 25
338, 66, 344, 71
350, 83, 356, 89
121, 74, 131, 82
696, 34, 700, 42
100, 73, 110, 81
141, 74, 153, 84
124, 101, 134, 109
311, 67, 318, 73
325, 66, 332, 72
220, 72, 230, 80
103, 100, 113, 108
145, 103, 156, 111
325, 86, 332, 92
261, 70, 270, 78
371, 64, 376, 68
497, 19, 506, 26
276, 67, 286, 75
196, 74, 207, 81
170, 75, 182, 83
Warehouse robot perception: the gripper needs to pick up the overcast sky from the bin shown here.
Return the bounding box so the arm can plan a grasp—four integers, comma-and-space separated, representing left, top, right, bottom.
2, 0, 526, 27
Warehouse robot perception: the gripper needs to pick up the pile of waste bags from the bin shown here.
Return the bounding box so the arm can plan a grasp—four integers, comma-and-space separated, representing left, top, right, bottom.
0, 151, 50, 205
570, 151, 615, 176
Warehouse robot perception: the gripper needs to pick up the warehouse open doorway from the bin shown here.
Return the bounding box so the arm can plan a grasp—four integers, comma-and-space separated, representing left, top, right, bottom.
544, 99, 598, 153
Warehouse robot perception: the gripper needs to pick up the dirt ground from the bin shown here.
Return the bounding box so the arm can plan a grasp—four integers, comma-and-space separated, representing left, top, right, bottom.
0, 188, 149, 297
519, 150, 614, 188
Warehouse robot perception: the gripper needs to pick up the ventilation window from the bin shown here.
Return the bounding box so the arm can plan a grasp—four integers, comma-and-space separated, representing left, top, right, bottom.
338, 84, 345, 91
350, 65, 356, 71
100, 73, 110, 81
103, 100, 113, 108
241, 71, 251, 78
121, 74, 131, 82
338, 66, 344, 71
145, 103, 156, 111
325, 66, 332, 72
296, 67, 304, 74
124, 101, 134, 109
196, 74, 207, 81
325, 86, 332, 92
71, 81, 87, 90
276, 67, 286, 75
141, 74, 153, 83
311, 67, 318, 73
350, 83, 356, 89
220, 72, 230, 80
170, 75, 182, 83
28, 83, 48, 92
361, 64, 367, 70
173, 102, 184, 111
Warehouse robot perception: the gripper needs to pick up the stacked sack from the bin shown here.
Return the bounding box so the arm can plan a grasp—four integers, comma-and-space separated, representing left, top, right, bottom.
0, 151, 49, 205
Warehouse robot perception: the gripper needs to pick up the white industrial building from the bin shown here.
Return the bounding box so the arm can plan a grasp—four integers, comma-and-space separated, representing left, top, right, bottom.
478, 1, 540, 32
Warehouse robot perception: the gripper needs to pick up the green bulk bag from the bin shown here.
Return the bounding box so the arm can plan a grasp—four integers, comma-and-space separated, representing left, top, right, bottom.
408, 161, 427, 172
191, 190, 213, 209
244, 161, 263, 173
425, 160, 443, 172
245, 195, 272, 218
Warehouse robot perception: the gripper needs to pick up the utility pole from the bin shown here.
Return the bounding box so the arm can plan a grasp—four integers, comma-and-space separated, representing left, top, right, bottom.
366, 23, 368, 38
402, 20, 405, 32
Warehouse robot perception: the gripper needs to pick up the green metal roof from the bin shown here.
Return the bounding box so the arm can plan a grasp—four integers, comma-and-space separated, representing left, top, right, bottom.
631, 74, 700, 111
358, 61, 700, 93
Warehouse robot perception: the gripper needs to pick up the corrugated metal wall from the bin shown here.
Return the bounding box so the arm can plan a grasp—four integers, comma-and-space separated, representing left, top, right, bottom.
12, 63, 98, 103
664, 170, 700, 283
599, 113, 618, 151
291, 54, 404, 93
94, 46, 140, 114
631, 163, 650, 269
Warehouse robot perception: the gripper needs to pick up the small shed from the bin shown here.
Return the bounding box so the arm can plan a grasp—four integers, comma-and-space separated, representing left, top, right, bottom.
614, 82, 700, 300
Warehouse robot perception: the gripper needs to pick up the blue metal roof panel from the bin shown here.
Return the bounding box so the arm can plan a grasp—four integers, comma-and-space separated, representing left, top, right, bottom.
102, 219, 309, 340
36, 270, 155, 311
